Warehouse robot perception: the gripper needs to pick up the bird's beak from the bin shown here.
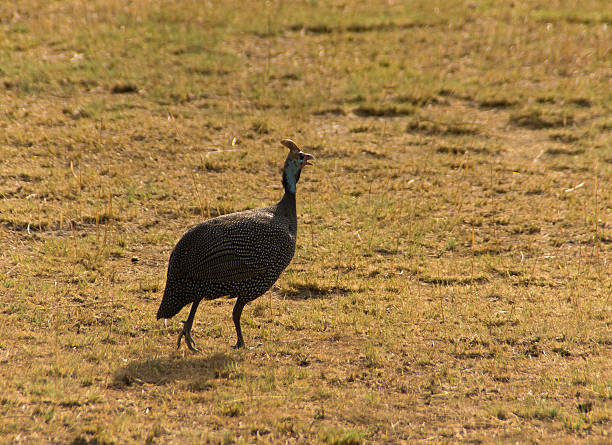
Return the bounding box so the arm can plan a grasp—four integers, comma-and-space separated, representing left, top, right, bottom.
302, 153, 314, 166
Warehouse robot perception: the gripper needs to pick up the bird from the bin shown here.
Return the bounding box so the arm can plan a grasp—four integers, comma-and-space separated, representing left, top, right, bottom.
156, 139, 314, 351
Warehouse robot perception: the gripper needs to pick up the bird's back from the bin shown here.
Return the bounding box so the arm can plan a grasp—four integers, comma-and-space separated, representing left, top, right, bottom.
157, 203, 296, 319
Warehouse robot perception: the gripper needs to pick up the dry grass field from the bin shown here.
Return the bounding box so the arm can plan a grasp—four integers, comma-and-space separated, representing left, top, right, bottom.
1, 0, 610, 443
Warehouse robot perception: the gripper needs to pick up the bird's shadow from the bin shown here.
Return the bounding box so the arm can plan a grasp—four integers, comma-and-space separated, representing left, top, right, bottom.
112, 352, 234, 389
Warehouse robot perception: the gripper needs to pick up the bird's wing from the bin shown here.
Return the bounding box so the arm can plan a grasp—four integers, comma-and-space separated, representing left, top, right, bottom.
168, 210, 292, 283
184, 245, 264, 283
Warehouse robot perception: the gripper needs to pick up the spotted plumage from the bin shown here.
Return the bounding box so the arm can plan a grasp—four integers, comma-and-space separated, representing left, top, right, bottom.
157, 139, 314, 350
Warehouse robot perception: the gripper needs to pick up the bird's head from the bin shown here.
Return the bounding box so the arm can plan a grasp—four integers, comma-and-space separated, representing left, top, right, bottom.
281, 139, 314, 194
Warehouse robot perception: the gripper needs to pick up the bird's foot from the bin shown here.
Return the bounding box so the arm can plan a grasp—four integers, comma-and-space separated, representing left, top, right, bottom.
177, 321, 200, 352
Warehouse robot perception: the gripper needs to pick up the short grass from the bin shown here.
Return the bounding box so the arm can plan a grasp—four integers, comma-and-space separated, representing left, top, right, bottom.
1, 0, 611, 443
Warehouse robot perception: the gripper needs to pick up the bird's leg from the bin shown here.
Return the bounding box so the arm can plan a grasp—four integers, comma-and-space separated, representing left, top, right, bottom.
177, 300, 201, 352
232, 298, 246, 349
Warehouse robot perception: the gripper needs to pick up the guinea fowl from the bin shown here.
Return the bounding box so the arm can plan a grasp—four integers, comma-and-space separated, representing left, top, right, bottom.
156, 139, 314, 350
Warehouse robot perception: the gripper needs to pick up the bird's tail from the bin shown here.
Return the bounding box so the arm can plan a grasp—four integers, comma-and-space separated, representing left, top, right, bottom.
157, 276, 207, 320
156, 276, 191, 319
156, 292, 180, 320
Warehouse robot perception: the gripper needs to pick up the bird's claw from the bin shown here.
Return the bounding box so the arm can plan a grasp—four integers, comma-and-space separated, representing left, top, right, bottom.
177, 320, 200, 352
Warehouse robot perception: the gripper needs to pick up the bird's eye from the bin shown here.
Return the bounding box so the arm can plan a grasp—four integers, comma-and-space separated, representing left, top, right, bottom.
299, 153, 304, 160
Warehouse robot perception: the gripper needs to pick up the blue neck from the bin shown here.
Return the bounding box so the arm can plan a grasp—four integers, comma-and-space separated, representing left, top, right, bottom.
285, 176, 296, 194
282, 162, 301, 194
